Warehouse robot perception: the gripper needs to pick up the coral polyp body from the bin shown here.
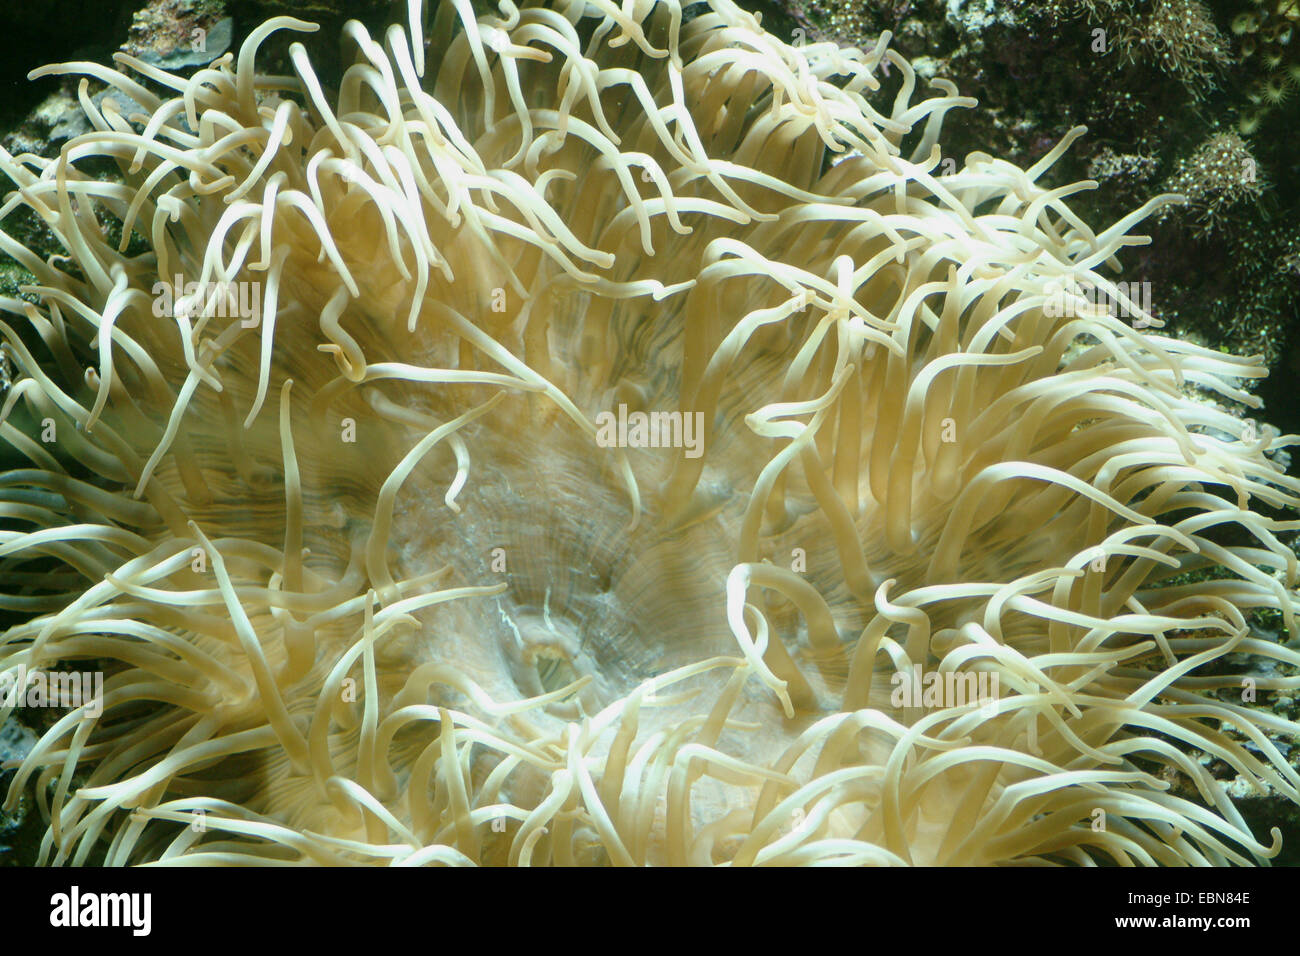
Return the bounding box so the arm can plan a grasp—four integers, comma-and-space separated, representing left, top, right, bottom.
2, 0, 1300, 866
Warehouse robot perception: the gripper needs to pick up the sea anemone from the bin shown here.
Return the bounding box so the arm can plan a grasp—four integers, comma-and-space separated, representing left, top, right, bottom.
2, 0, 1300, 866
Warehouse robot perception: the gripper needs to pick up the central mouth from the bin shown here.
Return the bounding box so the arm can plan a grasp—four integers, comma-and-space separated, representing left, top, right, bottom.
374, 402, 741, 718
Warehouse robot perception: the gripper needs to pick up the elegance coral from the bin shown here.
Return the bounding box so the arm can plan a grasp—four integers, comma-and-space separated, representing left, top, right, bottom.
2, 0, 1299, 866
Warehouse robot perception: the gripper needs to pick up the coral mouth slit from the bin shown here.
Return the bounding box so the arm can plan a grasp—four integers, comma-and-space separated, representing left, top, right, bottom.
0, 0, 1298, 866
